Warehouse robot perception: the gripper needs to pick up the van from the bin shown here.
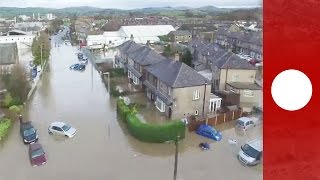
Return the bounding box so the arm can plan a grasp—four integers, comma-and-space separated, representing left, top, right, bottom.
235, 117, 257, 131
238, 139, 263, 166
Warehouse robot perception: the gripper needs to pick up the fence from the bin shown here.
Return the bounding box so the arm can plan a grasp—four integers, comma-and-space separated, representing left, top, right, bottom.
188, 109, 243, 131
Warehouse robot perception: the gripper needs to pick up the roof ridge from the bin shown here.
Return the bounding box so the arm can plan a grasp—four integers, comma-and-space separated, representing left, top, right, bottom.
172, 62, 183, 87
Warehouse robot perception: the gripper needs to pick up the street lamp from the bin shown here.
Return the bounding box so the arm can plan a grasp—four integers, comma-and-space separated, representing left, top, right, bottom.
40, 43, 43, 69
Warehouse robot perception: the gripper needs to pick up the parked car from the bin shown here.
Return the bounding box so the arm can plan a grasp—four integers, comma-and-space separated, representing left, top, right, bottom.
77, 53, 84, 59
235, 117, 258, 132
29, 143, 46, 167
238, 139, 263, 166
20, 121, 38, 144
196, 124, 222, 141
48, 122, 77, 138
70, 63, 80, 70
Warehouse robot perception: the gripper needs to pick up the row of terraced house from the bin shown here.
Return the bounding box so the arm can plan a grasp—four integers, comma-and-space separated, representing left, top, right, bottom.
188, 36, 262, 113
115, 40, 222, 120
214, 28, 262, 62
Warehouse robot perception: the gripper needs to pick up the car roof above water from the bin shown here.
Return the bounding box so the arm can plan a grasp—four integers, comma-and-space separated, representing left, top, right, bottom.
237, 117, 253, 123
246, 139, 263, 152
29, 142, 42, 151
51, 121, 65, 127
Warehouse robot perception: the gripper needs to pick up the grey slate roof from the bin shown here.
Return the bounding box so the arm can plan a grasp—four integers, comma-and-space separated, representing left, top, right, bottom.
215, 51, 257, 70
147, 59, 209, 88
128, 46, 167, 66
117, 40, 142, 54
0, 43, 18, 65
169, 30, 191, 36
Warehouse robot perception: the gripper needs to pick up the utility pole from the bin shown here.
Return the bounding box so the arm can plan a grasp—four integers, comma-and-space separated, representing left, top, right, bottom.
40, 43, 43, 68
173, 135, 180, 180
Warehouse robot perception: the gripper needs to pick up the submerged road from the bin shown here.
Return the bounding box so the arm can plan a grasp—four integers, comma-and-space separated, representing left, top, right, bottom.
0, 30, 262, 180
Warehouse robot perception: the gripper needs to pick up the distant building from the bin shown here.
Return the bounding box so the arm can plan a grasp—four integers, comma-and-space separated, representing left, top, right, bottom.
18, 15, 31, 21
87, 25, 176, 49
168, 30, 192, 43
0, 43, 18, 74
0, 30, 36, 49
46, 14, 55, 21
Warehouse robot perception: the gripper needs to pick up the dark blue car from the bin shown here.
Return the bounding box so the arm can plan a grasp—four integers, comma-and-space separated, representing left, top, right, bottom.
70, 63, 86, 71
196, 124, 222, 141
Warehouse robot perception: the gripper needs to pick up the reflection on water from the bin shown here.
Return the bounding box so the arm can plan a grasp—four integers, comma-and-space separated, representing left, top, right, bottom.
0, 41, 262, 180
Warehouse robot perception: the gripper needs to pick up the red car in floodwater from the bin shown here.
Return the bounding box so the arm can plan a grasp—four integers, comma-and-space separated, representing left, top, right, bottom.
29, 143, 46, 167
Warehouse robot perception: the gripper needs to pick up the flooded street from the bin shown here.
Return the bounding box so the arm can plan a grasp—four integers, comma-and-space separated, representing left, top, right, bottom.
0, 31, 262, 180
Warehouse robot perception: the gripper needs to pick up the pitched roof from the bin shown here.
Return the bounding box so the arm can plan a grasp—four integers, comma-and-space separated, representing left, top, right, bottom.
169, 30, 191, 36
0, 43, 18, 65
215, 51, 257, 70
117, 40, 142, 54
128, 46, 167, 66
147, 59, 208, 88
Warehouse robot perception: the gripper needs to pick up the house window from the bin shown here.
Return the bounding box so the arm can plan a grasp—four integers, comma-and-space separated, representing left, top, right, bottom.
195, 110, 199, 116
231, 75, 239, 82
243, 90, 254, 97
155, 97, 165, 112
133, 76, 139, 85
128, 71, 132, 78
193, 90, 200, 100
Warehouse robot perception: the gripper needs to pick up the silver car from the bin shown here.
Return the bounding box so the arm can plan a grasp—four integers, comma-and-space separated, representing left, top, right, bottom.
48, 122, 77, 138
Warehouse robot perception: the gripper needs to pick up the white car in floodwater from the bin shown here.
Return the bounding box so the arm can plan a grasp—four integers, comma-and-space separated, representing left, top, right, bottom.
48, 122, 77, 138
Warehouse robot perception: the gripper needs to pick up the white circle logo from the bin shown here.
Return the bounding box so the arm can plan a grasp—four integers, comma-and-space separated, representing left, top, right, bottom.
271, 69, 312, 111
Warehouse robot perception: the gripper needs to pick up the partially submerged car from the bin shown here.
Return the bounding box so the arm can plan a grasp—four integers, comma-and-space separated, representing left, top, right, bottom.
29, 143, 46, 167
48, 121, 77, 138
196, 124, 222, 141
70, 63, 86, 71
20, 121, 38, 144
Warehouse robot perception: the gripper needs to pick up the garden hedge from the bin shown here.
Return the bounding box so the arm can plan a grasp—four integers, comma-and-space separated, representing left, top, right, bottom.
117, 98, 185, 143
0, 118, 12, 141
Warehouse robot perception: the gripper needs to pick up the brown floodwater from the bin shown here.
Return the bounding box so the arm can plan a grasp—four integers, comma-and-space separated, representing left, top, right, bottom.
0, 33, 262, 180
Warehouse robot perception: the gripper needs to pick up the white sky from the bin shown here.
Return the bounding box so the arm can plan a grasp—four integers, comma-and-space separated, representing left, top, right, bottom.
0, 0, 262, 9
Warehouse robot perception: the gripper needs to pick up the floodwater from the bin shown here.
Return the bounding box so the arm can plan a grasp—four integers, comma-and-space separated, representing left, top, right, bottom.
0, 30, 262, 180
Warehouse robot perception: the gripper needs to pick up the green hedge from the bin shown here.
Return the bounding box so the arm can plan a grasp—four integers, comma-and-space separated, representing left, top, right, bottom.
117, 99, 185, 143
0, 118, 12, 141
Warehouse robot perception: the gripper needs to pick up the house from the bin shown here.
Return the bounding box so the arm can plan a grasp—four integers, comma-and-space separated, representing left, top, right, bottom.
115, 40, 142, 69
126, 42, 167, 88
168, 30, 192, 43
214, 28, 262, 61
211, 51, 257, 91
225, 82, 262, 112
144, 58, 212, 119
0, 43, 18, 74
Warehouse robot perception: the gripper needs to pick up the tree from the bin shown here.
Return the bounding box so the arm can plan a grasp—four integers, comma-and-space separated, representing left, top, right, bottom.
32, 32, 51, 66
180, 50, 192, 67
163, 44, 173, 58
2, 65, 30, 103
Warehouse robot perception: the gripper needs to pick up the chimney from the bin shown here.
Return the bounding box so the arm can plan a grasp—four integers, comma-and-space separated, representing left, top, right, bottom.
130, 34, 134, 41
146, 40, 150, 48
174, 51, 180, 61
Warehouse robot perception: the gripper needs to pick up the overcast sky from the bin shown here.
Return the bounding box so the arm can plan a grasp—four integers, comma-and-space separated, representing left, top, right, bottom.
0, 0, 262, 9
